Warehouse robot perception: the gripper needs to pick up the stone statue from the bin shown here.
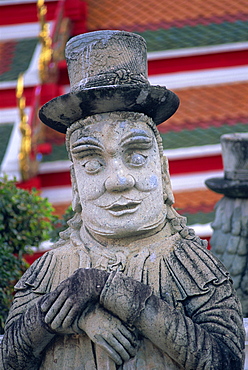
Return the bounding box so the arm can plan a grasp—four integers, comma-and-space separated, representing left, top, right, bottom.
206, 133, 248, 317
1, 31, 245, 370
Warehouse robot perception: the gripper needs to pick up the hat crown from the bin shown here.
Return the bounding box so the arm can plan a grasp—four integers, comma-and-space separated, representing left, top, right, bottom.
65, 30, 148, 92
39, 30, 179, 134
221, 133, 248, 181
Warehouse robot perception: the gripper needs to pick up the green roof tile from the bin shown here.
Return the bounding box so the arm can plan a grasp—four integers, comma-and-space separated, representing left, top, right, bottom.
0, 124, 14, 165
42, 143, 68, 162
160, 123, 248, 150
0, 38, 38, 82
137, 21, 248, 51
181, 211, 215, 225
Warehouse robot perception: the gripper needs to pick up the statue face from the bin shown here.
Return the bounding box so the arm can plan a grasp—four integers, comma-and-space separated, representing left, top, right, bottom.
70, 116, 165, 238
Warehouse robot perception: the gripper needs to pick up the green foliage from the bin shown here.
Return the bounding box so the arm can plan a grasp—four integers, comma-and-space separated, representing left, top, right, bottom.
0, 176, 56, 255
0, 175, 57, 333
0, 243, 27, 332
49, 205, 75, 242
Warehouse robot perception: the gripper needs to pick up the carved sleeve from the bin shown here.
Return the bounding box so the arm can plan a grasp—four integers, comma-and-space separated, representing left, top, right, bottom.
0, 253, 56, 370
100, 272, 245, 370
1, 298, 55, 370
1, 264, 109, 370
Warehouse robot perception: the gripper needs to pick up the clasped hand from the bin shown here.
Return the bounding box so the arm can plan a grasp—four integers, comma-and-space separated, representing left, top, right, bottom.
79, 305, 138, 365
39, 268, 138, 364
40, 268, 109, 333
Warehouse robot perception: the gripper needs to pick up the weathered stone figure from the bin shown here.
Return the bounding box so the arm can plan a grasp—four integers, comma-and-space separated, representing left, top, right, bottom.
206, 133, 248, 317
1, 31, 245, 369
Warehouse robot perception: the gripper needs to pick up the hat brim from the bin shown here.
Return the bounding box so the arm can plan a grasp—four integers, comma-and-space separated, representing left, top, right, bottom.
39, 84, 179, 134
205, 177, 248, 198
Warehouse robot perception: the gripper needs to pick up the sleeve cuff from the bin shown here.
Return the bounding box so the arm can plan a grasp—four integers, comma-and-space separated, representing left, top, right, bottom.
100, 272, 152, 325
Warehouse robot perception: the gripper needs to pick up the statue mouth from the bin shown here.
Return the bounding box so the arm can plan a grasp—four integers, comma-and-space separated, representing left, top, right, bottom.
103, 199, 141, 216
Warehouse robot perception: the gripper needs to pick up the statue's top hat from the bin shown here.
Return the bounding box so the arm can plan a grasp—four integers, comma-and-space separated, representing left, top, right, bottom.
39, 30, 179, 134
205, 133, 248, 198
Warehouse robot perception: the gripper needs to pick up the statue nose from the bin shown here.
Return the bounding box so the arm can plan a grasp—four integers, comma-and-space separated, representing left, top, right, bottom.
105, 174, 135, 192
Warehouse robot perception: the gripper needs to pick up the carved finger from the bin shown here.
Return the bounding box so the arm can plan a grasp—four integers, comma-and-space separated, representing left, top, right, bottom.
114, 330, 137, 357
118, 324, 137, 345
94, 335, 123, 365
60, 305, 82, 329
40, 289, 62, 312
49, 303, 72, 331
40, 281, 68, 312
103, 333, 131, 362
44, 292, 67, 324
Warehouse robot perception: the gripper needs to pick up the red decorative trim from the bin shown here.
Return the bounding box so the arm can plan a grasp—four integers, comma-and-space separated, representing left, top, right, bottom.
168, 154, 223, 175
0, 1, 58, 25
57, 60, 69, 85
39, 83, 64, 105
37, 143, 52, 155
16, 176, 41, 191
24, 251, 48, 265
0, 84, 63, 109
0, 0, 87, 33
38, 171, 71, 188
148, 49, 248, 75
64, 0, 88, 35
0, 87, 35, 108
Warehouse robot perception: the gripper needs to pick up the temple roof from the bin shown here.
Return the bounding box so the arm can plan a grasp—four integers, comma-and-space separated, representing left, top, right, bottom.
0, 0, 247, 237
0, 39, 38, 82
86, 0, 248, 50
174, 188, 222, 226
0, 123, 14, 164
160, 81, 248, 134
86, 0, 248, 30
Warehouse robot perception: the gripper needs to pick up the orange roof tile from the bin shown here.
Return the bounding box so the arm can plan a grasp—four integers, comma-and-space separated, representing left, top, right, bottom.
53, 203, 71, 217
86, 0, 248, 31
159, 81, 248, 131
174, 188, 222, 210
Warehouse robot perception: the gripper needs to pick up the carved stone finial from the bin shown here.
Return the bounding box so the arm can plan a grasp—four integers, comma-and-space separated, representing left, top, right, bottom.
205, 133, 248, 198
206, 133, 248, 316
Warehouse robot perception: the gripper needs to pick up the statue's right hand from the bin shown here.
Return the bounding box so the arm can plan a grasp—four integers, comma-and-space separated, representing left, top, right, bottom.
39, 268, 109, 333
78, 306, 139, 365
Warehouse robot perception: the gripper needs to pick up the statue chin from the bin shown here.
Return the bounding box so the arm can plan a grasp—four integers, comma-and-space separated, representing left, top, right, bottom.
84, 213, 166, 240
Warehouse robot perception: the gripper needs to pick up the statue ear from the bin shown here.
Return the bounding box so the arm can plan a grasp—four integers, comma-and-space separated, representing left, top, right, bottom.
162, 155, 175, 206
70, 165, 82, 213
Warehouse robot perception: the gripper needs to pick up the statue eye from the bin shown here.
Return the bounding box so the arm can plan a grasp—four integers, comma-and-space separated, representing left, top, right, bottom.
126, 153, 147, 166
83, 159, 103, 173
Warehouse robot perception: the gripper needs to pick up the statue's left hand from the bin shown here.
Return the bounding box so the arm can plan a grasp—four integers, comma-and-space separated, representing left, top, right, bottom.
78, 306, 139, 365
40, 268, 109, 333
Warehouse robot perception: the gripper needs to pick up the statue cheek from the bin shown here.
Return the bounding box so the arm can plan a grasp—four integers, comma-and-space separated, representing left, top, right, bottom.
80, 180, 106, 201
135, 175, 159, 192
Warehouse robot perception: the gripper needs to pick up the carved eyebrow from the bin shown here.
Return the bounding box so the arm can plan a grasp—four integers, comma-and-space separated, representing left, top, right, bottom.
71, 136, 104, 154
120, 129, 152, 147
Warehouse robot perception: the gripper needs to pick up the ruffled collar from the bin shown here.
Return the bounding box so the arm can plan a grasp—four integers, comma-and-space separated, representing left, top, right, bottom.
71, 223, 174, 273
15, 223, 230, 303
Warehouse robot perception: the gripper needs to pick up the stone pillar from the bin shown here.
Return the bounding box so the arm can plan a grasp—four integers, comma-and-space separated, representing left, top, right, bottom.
205, 133, 248, 316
